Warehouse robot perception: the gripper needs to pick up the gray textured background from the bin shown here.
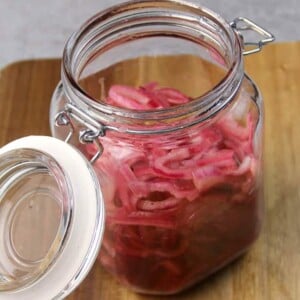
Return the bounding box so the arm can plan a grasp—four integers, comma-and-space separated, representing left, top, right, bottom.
0, 0, 299, 68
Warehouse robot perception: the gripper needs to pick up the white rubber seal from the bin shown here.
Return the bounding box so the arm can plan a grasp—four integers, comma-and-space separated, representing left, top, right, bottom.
0, 136, 105, 300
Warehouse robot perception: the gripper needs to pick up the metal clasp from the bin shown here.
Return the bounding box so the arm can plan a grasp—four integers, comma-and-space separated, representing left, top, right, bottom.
230, 17, 275, 55
55, 103, 106, 164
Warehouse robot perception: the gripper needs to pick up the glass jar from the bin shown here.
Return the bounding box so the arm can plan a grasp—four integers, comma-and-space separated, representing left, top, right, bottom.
0, 0, 274, 299
49, 0, 274, 295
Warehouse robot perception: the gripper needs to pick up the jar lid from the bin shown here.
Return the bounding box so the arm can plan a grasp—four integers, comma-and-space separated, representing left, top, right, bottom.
0, 136, 105, 299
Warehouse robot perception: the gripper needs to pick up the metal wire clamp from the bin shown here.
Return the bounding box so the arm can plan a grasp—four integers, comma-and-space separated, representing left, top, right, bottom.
231, 17, 275, 55
55, 103, 106, 164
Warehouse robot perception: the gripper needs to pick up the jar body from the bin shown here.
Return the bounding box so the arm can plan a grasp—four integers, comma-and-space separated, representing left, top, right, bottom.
51, 75, 263, 295
50, 0, 267, 294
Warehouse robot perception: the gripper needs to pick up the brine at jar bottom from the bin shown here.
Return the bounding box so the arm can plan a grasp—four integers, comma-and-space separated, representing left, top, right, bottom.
98, 190, 261, 294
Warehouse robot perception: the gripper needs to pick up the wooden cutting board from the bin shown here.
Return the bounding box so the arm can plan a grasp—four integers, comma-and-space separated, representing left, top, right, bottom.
0, 42, 300, 300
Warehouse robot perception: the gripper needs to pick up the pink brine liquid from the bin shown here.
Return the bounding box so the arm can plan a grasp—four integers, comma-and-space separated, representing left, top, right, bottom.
79, 55, 262, 294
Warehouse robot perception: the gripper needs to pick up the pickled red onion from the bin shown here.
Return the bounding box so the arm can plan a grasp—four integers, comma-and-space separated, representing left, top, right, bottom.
84, 83, 259, 293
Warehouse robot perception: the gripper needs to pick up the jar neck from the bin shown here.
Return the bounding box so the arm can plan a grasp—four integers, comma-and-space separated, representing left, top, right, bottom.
61, 0, 244, 134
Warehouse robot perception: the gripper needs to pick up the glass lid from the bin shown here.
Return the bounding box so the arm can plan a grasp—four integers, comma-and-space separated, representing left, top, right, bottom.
0, 136, 105, 300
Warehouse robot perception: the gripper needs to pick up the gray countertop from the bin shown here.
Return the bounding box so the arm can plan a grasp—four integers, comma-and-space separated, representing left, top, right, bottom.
0, 0, 299, 68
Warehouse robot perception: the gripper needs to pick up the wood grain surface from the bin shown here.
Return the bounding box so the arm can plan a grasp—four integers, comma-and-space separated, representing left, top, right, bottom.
0, 42, 300, 299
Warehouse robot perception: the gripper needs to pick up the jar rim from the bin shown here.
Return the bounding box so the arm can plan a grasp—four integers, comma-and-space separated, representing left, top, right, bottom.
61, 0, 244, 133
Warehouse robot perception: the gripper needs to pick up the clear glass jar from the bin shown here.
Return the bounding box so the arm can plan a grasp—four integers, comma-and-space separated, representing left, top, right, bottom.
49, 0, 273, 295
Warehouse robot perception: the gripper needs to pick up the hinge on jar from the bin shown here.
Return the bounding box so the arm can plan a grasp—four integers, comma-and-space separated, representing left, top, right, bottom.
230, 17, 275, 55
55, 103, 106, 164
